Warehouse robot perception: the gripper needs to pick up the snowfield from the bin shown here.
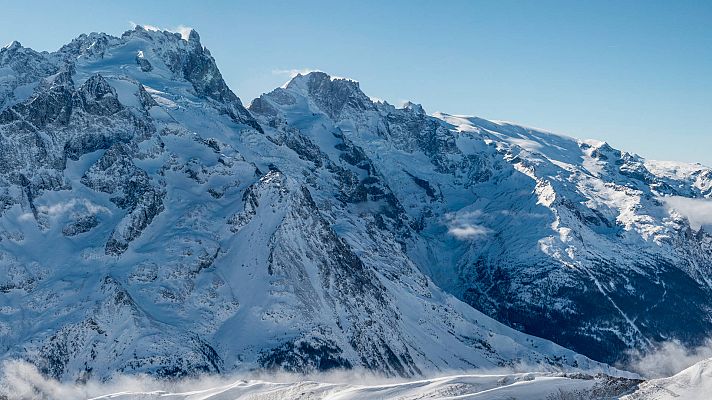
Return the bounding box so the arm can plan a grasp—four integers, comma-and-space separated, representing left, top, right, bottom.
69, 359, 712, 399
85, 375, 634, 400
0, 360, 641, 400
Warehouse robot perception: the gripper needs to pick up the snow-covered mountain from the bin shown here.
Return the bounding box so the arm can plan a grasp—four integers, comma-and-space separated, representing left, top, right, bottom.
250, 71, 712, 366
0, 27, 619, 382
0, 26, 711, 384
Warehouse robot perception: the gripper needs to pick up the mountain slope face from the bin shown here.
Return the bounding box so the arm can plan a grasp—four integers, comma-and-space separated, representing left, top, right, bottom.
0, 28, 623, 382
250, 72, 712, 366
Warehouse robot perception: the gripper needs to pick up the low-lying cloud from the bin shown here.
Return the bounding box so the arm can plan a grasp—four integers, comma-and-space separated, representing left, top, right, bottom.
1, 360, 238, 399
661, 196, 712, 231
623, 339, 712, 379
19, 198, 110, 223
128, 22, 194, 40
37, 199, 109, 217
272, 68, 321, 78
444, 210, 492, 240
449, 224, 491, 239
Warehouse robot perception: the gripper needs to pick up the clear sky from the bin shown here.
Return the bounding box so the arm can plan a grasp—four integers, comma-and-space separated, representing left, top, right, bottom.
2, 0, 711, 165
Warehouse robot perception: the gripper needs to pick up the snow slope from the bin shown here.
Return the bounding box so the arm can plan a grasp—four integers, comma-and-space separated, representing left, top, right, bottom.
85, 374, 637, 400
622, 358, 712, 399
0, 363, 641, 400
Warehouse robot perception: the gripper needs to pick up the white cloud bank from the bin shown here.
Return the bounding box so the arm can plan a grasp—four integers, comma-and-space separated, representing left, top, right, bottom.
661, 196, 712, 230
449, 224, 491, 239
128, 22, 194, 40
624, 339, 712, 379
272, 68, 321, 78
444, 210, 492, 240
18, 198, 110, 222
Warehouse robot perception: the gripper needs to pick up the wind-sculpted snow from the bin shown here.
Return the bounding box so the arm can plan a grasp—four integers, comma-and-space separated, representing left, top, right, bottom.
0, 27, 627, 385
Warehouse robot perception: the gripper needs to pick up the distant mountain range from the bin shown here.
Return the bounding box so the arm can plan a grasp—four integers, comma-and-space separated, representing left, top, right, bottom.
1, 26, 711, 385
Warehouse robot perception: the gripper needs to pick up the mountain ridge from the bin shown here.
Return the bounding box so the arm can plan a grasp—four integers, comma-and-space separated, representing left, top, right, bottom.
0, 27, 711, 384
254, 67, 712, 364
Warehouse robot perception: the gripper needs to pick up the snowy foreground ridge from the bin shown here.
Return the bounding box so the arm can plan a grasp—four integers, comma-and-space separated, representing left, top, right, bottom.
6, 358, 712, 399
81, 368, 712, 400
2, 26, 712, 397
6, 370, 644, 399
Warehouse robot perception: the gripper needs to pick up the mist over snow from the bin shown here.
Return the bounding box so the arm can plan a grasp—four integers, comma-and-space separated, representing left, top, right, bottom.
444, 210, 492, 240
662, 196, 712, 231
623, 339, 712, 379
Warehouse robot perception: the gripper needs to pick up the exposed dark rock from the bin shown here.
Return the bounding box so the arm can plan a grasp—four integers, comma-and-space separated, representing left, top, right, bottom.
135, 55, 153, 72
62, 214, 99, 237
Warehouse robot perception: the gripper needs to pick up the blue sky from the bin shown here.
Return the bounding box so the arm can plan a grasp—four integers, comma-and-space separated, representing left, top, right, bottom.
2, 0, 711, 165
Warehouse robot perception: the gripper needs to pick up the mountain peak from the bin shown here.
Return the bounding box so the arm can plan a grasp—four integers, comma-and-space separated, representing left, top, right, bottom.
2, 41, 22, 51
186, 28, 200, 44
402, 101, 425, 115
285, 71, 361, 92
123, 24, 198, 44
283, 71, 375, 119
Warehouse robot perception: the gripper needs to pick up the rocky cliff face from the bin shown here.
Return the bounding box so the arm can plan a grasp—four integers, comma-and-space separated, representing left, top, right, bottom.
0, 26, 710, 383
